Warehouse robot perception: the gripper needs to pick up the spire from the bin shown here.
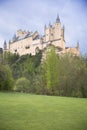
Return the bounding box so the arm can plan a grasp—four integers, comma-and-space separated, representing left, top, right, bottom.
49, 22, 51, 27
8, 40, 11, 50
44, 24, 46, 29
9, 40, 11, 44
56, 14, 60, 23
3, 40, 7, 50
63, 25, 65, 30
12, 34, 16, 41
77, 41, 79, 49
49, 22, 52, 28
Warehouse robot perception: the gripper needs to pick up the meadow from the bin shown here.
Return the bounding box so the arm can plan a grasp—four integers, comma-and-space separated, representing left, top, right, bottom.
0, 92, 87, 130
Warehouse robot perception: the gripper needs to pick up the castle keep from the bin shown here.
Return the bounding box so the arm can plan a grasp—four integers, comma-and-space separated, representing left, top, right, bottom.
4, 15, 79, 56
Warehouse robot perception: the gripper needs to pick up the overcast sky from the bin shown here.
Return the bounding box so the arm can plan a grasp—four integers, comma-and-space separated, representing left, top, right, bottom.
0, 0, 87, 54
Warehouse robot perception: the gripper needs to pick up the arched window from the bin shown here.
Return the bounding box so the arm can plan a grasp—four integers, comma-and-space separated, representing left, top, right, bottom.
15, 49, 17, 52
35, 47, 39, 54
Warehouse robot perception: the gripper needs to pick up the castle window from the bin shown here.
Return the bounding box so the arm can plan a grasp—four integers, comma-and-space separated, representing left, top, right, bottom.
15, 49, 17, 52
25, 46, 30, 49
35, 47, 39, 54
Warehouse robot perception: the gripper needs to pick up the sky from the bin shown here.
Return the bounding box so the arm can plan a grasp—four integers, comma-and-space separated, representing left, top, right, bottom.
0, 0, 87, 54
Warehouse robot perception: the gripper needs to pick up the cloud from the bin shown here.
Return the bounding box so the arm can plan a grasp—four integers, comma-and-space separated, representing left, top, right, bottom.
0, 0, 87, 54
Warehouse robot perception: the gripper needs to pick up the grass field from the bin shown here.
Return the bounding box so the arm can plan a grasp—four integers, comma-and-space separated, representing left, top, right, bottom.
0, 92, 87, 130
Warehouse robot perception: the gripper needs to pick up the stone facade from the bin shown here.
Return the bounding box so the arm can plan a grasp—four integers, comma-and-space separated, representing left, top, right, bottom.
4, 15, 79, 56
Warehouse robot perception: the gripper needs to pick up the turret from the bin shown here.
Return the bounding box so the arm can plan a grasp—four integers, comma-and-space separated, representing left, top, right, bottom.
3, 40, 7, 50
12, 34, 17, 42
49, 22, 52, 28
8, 40, 11, 50
54, 14, 61, 40
77, 41, 79, 49
61, 25, 65, 40
56, 14, 60, 23
44, 24, 46, 30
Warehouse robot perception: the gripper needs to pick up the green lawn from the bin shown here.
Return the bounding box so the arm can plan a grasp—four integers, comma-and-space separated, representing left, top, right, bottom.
0, 92, 87, 130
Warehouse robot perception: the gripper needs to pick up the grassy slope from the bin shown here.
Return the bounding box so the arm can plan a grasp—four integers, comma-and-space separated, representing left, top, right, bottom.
0, 92, 87, 130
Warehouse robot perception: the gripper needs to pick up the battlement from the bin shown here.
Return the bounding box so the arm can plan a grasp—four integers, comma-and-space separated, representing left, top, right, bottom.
3, 15, 79, 56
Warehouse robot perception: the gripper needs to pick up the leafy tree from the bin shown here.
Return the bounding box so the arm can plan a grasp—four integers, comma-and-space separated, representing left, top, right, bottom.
3, 52, 19, 65
58, 55, 87, 97
0, 49, 3, 64
44, 46, 59, 94
11, 63, 23, 79
0, 64, 14, 91
31, 65, 47, 94
34, 50, 42, 67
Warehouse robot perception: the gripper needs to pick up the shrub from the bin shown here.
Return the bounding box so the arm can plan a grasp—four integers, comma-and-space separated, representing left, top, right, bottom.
15, 77, 30, 92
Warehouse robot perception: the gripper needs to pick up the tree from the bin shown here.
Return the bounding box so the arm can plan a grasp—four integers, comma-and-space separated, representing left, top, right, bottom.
58, 54, 87, 97
0, 64, 14, 91
31, 65, 47, 94
44, 46, 59, 95
3, 52, 19, 65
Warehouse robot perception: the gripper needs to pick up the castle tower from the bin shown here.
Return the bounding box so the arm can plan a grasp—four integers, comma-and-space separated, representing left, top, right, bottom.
3, 40, 7, 50
77, 41, 79, 49
8, 40, 11, 50
17, 29, 24, 37
44, 24, 46, 42
44, 22, 53, 43
61, 25, 65, 41
54, 15, 61, 40
56, 14, 60, 23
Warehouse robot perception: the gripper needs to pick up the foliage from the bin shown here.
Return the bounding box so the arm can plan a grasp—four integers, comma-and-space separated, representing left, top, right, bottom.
0, 64, 14, 91
44, 46, 59, 94
2, 48, 87, 97
58, 55, 87, 97
31, 65, 47, 94
0, 53, 3, 64
15, 77, 30, 92
3, 52, 19, 65
9, 51, 42, 79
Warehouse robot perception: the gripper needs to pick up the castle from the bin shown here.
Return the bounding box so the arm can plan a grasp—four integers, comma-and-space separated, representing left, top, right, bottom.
3, 15, 79, 56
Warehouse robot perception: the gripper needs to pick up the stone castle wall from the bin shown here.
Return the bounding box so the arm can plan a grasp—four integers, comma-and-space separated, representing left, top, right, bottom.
4, 16, 79, 56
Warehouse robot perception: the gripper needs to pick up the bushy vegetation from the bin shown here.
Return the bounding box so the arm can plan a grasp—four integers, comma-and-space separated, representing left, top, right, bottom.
0, 64, 14, 91
0, 48, 87, 97
15, 77, 30, 92
58, 55, 87, 97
